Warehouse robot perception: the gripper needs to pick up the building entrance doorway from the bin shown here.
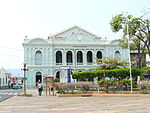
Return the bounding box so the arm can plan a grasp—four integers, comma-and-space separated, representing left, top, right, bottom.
56, 71, 60, 79
36, 72, 42, 86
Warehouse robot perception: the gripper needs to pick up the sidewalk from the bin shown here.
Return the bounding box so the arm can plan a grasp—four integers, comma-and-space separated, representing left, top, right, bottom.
0, 89, 150, 113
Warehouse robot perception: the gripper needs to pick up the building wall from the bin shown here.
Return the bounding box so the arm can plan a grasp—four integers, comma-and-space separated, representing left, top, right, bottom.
0, 68, 11, 88
22, 26, 129, 88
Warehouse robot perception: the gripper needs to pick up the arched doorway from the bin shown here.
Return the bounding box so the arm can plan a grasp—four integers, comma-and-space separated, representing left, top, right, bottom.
36, 72, 42, 86
56, 71, 60, 79
55, 71, 60, 82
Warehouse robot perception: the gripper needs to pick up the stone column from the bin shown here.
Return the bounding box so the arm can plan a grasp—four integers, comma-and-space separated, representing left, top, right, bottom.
73, 49, 76, 66
63, 50, 66, 65
93, 50, 97, 65
24, 48, 28, 64
43, 48, 46, 65
45, 48, 48, 66
83, 49, 86, 65
31, 48, 33, 65
49, 47, 53, 66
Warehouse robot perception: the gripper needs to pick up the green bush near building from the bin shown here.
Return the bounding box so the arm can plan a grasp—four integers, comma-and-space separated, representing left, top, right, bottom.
72, 67, 141, 80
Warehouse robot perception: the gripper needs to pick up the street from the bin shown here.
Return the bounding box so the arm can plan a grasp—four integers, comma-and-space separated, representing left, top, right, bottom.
0, 89, 22, 102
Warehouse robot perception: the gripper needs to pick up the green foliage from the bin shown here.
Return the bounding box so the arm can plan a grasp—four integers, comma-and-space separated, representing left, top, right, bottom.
54, 78, 60, 82
119, 79, 131, 85
17, 93, 32, 97
98, 79, 133, 91
131, 67, 141, 78
110, 12, 150, 61
96, 57, 129, 70
110, 14, 125, 32
72, 71, 97, 81
98, 79, 116, 87
141, 67, 150, 74
72, 68, 141, 80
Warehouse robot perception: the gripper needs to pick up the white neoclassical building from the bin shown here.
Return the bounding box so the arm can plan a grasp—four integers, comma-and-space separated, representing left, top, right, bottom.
22, 26, 129, 88
0, 68, 11, 89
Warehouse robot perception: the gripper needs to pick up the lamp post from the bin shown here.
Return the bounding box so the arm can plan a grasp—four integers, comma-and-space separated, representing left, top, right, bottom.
127, 24, 133, 93
21, 63, 29, 94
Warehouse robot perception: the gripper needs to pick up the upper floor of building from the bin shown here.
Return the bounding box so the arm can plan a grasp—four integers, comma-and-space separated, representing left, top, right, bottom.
22, 26, 129, 67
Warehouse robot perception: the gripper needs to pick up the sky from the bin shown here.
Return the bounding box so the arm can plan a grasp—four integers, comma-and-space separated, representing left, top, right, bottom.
0, 0, 150, 70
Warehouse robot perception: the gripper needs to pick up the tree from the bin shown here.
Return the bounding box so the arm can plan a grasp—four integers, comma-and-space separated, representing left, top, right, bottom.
95, 57, 129, 70
119, 37, 145, 68
110, 12, 150, 68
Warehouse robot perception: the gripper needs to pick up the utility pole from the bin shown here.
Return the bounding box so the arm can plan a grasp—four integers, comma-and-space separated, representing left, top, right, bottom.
21, 63, 28, 94
127, 24, 133, 93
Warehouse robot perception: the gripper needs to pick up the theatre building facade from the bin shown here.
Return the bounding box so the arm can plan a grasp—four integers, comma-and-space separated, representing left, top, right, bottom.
22, 26, 129, 88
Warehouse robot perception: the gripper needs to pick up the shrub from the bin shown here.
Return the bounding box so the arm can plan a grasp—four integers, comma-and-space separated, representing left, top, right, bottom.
140, 80, 150, 90
72, 68, 141, 81
77, 82, 93, 93
55, 82, 94, 93
55, 83, 69, 93
141, 67, 150, 74
54, 78, 60, 82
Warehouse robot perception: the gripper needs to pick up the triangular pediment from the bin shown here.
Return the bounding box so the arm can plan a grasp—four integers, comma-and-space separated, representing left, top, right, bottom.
54, 26, 101, 41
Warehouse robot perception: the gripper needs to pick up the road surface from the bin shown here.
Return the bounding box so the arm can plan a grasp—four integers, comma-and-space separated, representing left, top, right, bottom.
0, 89, 22, 102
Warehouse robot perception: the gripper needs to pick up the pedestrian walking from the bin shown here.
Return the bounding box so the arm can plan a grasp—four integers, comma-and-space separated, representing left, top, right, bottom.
37, 81, 43, 96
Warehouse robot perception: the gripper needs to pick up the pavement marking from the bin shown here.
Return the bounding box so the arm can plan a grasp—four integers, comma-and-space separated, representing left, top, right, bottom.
13, 93, 18, 95
8, 93, 13, 95
0, 93, 19, 95
2, 93, 8, 95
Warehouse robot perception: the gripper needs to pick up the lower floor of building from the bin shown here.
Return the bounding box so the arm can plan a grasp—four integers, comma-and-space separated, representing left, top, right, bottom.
26, 65, 97, 88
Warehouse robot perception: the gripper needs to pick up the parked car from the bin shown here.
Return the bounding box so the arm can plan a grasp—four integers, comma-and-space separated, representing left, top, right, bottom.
12, 84, 22, 89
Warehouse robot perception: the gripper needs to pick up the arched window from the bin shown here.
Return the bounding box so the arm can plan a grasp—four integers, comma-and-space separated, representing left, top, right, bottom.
56, 51, 62, 64
35, 50, 42, 65
97, 51, 102, 59
87, 51, 93, 63
115, 51, 120, 59
36, 71, 42, 86
77, 51, 83, 63
66, 51, 73, 64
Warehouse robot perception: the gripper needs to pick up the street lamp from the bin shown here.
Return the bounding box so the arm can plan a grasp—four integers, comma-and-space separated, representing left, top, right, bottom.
127, 24, 133, 93
21, 63, 29, 94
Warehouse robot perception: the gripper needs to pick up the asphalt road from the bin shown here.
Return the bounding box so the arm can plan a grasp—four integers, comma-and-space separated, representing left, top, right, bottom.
0, 89, 22, 102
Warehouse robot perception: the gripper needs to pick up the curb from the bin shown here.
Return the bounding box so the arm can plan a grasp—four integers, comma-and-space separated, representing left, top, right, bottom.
56, 93, 150, 97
